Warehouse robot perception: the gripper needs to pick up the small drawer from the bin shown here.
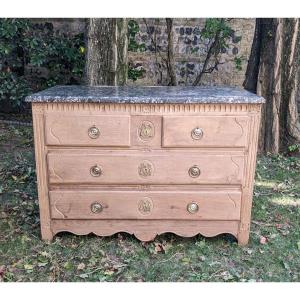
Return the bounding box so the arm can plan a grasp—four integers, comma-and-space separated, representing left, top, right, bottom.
162, 116, 249, 148
47, 150, 245, 185
49, 190, 241, 220
45, 114, 130, 146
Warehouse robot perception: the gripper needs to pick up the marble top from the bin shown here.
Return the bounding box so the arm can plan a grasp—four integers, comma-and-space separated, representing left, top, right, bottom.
25, 85, 265, 104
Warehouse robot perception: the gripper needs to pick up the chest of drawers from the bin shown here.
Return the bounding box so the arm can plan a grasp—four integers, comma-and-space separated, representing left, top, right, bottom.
26, 86, 264, 245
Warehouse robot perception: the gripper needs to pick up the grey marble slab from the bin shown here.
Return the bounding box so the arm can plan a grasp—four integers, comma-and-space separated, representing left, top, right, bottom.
25, 85, 265, 104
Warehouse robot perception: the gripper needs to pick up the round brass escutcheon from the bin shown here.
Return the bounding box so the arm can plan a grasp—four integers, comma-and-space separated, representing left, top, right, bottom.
188, 165, 201, 178
91, 202, 103, 213
90, 165, 102, 177
88, 126, 100, 139
187, 202, 199, 214
191, 127, 203, 140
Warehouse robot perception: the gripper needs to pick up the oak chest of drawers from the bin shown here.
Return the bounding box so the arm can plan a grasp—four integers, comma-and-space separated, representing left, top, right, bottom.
26, 86, 265, 245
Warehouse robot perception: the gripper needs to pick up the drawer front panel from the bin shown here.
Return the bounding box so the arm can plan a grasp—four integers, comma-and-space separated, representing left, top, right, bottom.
162, 116, 249, 147
47, 151, 245, 185
45, 114, 130, 146
50, 190, 241, 220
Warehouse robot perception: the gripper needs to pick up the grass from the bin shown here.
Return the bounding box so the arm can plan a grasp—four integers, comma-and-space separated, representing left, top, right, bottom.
0, 122, 299, 282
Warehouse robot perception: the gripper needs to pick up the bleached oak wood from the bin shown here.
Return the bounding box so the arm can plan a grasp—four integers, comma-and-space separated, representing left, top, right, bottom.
32, 104, 53, 241
31, 102, 262, 244
162, 116, 249, 148
49, 190, 241, 220
130, 115, 162, 148
36, 102, 261, 116
45, 114, 130, 146
237, 111, 261, 245
47, 151, 245, 185
51, 220, 240, 242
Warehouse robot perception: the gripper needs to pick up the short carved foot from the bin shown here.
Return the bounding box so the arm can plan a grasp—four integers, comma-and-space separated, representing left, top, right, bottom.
41, 228, 54, 242
237, 231, 249, 246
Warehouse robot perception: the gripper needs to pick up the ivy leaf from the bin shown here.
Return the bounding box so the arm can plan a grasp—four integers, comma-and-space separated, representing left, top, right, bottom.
297, 241, 300, 250
63, 262, 73, 270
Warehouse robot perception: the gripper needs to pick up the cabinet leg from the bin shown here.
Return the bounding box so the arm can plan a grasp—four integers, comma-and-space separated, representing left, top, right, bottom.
237, 230, 249, 246
41, 226, 54, 242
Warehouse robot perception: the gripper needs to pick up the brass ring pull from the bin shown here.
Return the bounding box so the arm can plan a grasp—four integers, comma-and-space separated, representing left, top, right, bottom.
88, 126, 100, 139
188, 165, 201, 178
191, 127, 203, 140
187, 202, 199, 214
90, 165, 102, 177
91, 202, 103, 213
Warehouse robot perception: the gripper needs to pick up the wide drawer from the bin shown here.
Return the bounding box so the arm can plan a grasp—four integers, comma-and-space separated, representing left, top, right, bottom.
45, 114, 130, 146
47, 151, 245, 185
49, 190, 241, 220
162, 116, 249, 147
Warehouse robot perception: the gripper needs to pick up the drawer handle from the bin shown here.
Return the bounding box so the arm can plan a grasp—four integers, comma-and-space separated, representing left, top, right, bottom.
88, 126, 100, 139
91, 202, 103, 213
187, 202, 199, 214
191, 127, 203, 140
188, 165, 201, 178
90, 165, 102, 177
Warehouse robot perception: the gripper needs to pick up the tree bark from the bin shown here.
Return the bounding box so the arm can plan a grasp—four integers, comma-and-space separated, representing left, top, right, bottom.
85, 18, 128, 86
244, 18, 300, 153
280, 19, 300, 147
243, 19, 262, 93
166, 18, 177, 86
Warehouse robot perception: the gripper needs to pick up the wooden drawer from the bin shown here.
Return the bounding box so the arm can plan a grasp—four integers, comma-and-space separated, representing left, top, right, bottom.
49, 190, 241, 220
162, 116, 249, 148
45, 114, 130, 146
47, 151, 245, 185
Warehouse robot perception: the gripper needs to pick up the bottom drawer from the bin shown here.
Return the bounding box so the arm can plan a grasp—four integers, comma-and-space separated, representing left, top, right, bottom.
49, 190, 241, 220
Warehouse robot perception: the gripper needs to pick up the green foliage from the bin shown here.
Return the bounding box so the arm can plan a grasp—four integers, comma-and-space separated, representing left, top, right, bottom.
127, 20, 145, 52
127, 20, 146, 81
128, 66, 145, 81
196, 19, 243, 78
201, 18, 233, 52
288, 144, 299, 153
234, 56, 243, 71
0, 19, 85, 111
0, 72, 31, 110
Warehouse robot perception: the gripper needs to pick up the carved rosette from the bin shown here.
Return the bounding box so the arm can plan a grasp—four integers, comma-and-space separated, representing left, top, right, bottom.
138, 121, 155, 141
138, 160, 154, 178
138, 197, 153, 215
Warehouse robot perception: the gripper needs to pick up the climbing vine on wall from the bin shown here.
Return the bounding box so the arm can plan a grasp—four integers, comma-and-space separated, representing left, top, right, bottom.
127, 20, 146, 81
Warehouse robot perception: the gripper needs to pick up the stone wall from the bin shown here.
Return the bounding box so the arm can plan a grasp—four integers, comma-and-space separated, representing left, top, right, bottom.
31, 18, 255, 87
127, 18, 255, 87
32, 18, 86, 36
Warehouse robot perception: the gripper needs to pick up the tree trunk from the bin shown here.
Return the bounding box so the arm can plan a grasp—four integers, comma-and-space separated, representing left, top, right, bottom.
166, 18, 177, 86
280, 19, 300, 148
85, 18, 128, 86
244, 18, 300, 153
243, 19, 262, 93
